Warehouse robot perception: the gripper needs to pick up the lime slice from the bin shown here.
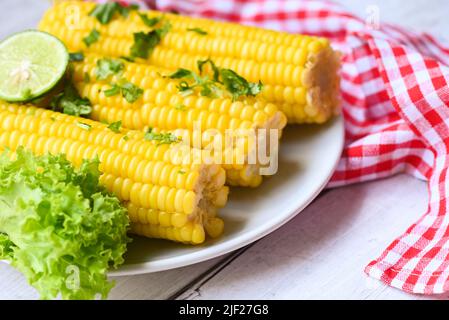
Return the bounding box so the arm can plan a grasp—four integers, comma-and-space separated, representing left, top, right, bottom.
0, 30, 69, 102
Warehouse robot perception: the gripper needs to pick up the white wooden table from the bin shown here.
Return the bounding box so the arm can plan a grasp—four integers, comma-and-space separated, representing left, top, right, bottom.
1, 0, 449, 300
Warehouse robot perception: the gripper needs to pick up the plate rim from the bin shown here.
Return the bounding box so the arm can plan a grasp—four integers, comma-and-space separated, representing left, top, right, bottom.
110, 116, 345, 277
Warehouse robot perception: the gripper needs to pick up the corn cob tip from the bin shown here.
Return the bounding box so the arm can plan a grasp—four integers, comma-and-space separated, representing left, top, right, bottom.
302, 47, 341, 124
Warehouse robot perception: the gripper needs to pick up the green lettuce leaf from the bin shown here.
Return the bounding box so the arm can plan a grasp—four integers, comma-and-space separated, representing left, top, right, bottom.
0, 148, 130, 300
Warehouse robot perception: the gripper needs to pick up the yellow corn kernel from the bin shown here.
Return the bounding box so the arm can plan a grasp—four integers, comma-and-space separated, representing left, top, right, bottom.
205, 217, 225, 238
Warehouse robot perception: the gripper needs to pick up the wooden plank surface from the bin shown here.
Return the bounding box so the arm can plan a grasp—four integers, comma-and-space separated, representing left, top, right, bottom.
0, 256, 233, 300
1, 0, 449, 300
178, 175, 448, 300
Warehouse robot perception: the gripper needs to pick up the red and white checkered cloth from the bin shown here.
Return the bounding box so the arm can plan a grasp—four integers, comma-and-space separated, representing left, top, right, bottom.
117, 0, 449, 294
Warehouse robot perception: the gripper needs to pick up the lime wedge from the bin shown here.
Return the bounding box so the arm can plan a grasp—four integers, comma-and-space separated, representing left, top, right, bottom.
0, 30, 69, 102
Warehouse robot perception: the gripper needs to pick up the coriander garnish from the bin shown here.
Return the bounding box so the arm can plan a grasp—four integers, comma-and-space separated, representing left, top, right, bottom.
168, 67, 223, 98
120, 82, 143, 103
120, 56, 135, 63
169, 59, 263, 100
178, 170, 186, 175
130, 22, 171, 59
187, 27, 208, 35
104, 80, 143, 103
83, 29, 100, 47
50, 83, 92, 117
169, 68, 195, 79
76, 122, 92, 131
69, 52, 85, 62
144, 128, 179, 145
122, 135, 130, 141
176, 81, 194, 96
139, 13, 163, 27
89, 2, 138, 25
108, 121, 122, 133
104, 84, 121, 97
198, 59, 220, 81
96, 58, 125, 80
220, 69, 263, 100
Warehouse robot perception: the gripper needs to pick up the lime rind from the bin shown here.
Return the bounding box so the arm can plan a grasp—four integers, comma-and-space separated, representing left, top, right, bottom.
0, 30, 69, 102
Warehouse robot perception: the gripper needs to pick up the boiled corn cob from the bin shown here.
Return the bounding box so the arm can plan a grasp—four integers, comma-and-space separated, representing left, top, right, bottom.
39, 1, 341, 124
0, 102, 229, 244
71, 53, 286, 187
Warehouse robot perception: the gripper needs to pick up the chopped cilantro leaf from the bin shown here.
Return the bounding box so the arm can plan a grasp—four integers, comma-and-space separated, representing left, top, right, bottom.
187, 27, 208, 35
120, 4, 139, 18
96, 58, 124, 80
157, 22, 172, 37
144, 128, 179, 145
83, 29, 100, 47
249, 81, 264, 95
130, 23, 171, 59
169, 59, 263, 100
168, 66, 222, 98
69, 52, 84, 62
76, 122, 92, 131
90, 2, 118, 24
50, 84, 92, 117
104, 84, 121, 97
130, 31, 160, 59
120, 56, 135, 63
220, 69, 263, 100
89, 2, 138, 24
104, 80, 143, 103
169, 68, 195, 79
198, 59, 220, 82
139, 13, 163, 27
107, 121, 122, 133
120, 81, 144, 103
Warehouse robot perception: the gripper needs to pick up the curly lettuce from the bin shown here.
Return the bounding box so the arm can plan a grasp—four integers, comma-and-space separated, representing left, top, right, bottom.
0, 148, 130, 300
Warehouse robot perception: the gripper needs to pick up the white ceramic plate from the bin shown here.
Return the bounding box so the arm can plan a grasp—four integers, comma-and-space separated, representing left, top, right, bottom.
111, 117, 344, 276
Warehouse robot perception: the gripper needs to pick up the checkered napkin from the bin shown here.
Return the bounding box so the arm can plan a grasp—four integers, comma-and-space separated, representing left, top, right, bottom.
118, 0, 449, 294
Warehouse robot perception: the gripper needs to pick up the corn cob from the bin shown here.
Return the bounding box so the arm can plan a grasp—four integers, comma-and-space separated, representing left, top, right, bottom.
0, 102, 229, 244
39, 1, 341, 124
12, 93, 266, 187
70, 53, 286, 187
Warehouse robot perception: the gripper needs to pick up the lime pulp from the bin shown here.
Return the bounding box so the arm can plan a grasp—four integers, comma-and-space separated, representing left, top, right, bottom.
0, 30, 69, 102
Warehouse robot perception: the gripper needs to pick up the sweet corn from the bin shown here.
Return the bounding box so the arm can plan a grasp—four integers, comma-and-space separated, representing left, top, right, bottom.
9, 101, 265, 187
71, 53, 286, 187
39, 1, 341, 124
0, 102, 229, 245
